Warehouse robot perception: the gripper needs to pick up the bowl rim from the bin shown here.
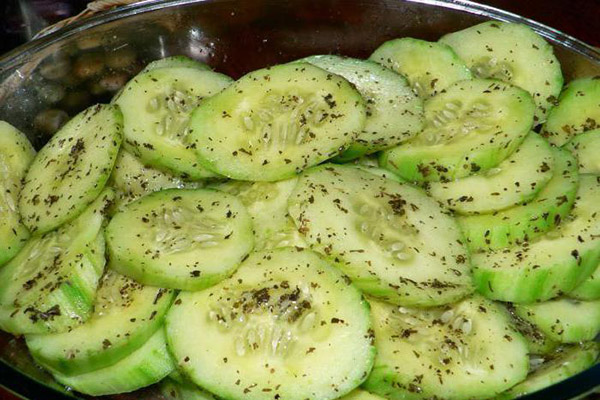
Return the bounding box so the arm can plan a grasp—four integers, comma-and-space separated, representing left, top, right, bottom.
0, 0, 598, 399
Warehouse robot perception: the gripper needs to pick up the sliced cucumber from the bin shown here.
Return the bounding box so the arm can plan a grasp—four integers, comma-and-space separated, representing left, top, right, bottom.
190, 63, 366, 181
570, 264, 600, 300
117, 68, 232, 179
166, 248, 375, 400
298, 55, 423, 159
459, 147, 578, 251
506, 304, 559, 356
564, 129, 600, 174
0, 121, 35, 265
429, 133, 554, 215
142, 55, 211, 73
472, 175, 600, 303
53, 328, 175, 396
363, 296, 529, 400
19, 104, 122, 234
107, 188, 254, 290
340, 389, 387, 400
369, 38, 472, 98
495, 343, 599, 400
288, 164, 473, 307
515, 298, 600, 344
0, 189, 113, 335
26, 269, 176, 375
161, 378, 219, 400
542, 78, 600, 146
440, 21, 563, 123
380, 79, 535, 182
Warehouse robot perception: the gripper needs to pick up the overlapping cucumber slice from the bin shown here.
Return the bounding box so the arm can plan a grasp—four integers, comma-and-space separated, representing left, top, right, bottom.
506, 304, 559, 356
142, 55, 212, 73
161, 377, 219, 400
564, 129, 600, 174
569, 264, 600, 300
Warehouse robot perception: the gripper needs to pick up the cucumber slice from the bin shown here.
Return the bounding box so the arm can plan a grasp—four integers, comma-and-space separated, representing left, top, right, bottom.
369, 38, 472, 98
53, 328, 175, 396
514, 298, 600, 344
19, 104, 122, 234
429, 133, 554, 215
564, 129, 600, 174
506, 305, 559, 356
26, 269, 176, 375
495, 343, 599, 400
472, 175, 600, 303
189, 63, 366, 181
107, 188, 254, 290
363, 296, 529, 400
0, 190, 113, 335
161, 379, 219, 400
116, 68, 232, 179
166, 248, 375, 400
341, 389, 387, 400
570, 264, 600, 300
542, 78, 600, 146
440, 21, 563, 123
288, 164, 473, 307
298, 55, 423, 159
459, 147, 578, 251
142, 56, 211, 73
380, 79, 535, 182
0, 121, 35, 266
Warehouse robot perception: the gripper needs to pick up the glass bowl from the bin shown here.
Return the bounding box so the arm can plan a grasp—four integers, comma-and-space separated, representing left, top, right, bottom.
0, 0, 598, 399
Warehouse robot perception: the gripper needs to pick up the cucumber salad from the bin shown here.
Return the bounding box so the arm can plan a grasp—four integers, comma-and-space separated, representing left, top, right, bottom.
0, 20, 599, 400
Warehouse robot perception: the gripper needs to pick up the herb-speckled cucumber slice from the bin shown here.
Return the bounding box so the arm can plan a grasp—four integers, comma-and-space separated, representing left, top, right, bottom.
142, 56, 211, 73
569, 264, 600, 300
564, 129, 600, 174
161, 378, 219, 400
506, 304, 559, 356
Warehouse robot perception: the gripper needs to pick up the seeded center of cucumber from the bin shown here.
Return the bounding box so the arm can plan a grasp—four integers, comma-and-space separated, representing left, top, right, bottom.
148, 88, 200, 143
94, 272, 144, 316
471, 57, 514, 82
421, 100, 493, 145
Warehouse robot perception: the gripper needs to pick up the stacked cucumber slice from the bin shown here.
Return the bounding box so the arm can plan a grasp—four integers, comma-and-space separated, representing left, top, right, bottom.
0, 22, 597, 400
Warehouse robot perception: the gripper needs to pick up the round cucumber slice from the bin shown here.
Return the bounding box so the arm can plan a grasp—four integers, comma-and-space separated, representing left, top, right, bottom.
189, 63, 366, 181
340, 389, 387, 400
472, 175, 600, 303
369, 38, 472, 98
142, 55, 211, 73
542, 78, 600, 146
116, 67, 232, 179
19, 104, 122, 234
166, 248, 375, 400
161, 378, 219, 400
564, 129, 600, 174
429, 133, 554, 215
298, 55, 423, 159
380, 78, 535, 182
506, 305, 559, 356
107, 188, 254, 290
459, 147, 579, 252
363, 296, 529, 400
288, 164, 473, 307
569, 263, 600, 300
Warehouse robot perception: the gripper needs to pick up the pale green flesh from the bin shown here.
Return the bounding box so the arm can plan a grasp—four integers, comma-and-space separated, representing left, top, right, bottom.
472, 175, 600, 303
380, 78, 535, 182
107, 188, 254, 290
506, 305, 559, 356
570, 263, 600, 300
19, 104, 122, 234
161, 378, 219, 400
298, 55, 424, 158
53, 328, 175, 396
166, 248, 375, 400
429, 133, 554, 215
190, 63, 366, 181
142, 56, 212, 73
542, 78, 600, 146
459, 147, 579, 252
364, 296, 529, 400
564, 129, 600, 174
369, 38, 472, 98
340, 389, 388, 400
440, 21, 563, 123
288, 164, 473, 307
117, 68, 232, 179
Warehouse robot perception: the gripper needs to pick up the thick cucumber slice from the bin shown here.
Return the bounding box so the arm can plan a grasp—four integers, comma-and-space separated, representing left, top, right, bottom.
117, 68, 232, 179
380, 79, 535, 182
166, 248, 375, 400
542, 78, 600, 146
0, 121, 35, 266
19, 104, 122, 234
429, 133, 554, 215
564, 129, 600, 174
570, 264, 600, 300
495, 343, 599, 400
298, 55, 423, 159
161, 378, 219, 400
506, 305, 559, 356
142, 56, 211, 73
107, 188, 254, 290
363, 296, 529, 400
459, 147, 578, 251
190, 63, 366, 181
26, 269, 176, 375
340, 389, 387, 400
53, 328, 175, 396
288, 164, 473, 307
0, 190, 113, 335
472, 175, 600, 303
440, 21, 563, 123
514, 298, 600, 344
369, 38, 472, 98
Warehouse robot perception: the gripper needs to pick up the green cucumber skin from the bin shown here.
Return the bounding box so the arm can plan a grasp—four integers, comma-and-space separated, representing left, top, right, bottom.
563, 129, 600, 174
569, 264, 600, 300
